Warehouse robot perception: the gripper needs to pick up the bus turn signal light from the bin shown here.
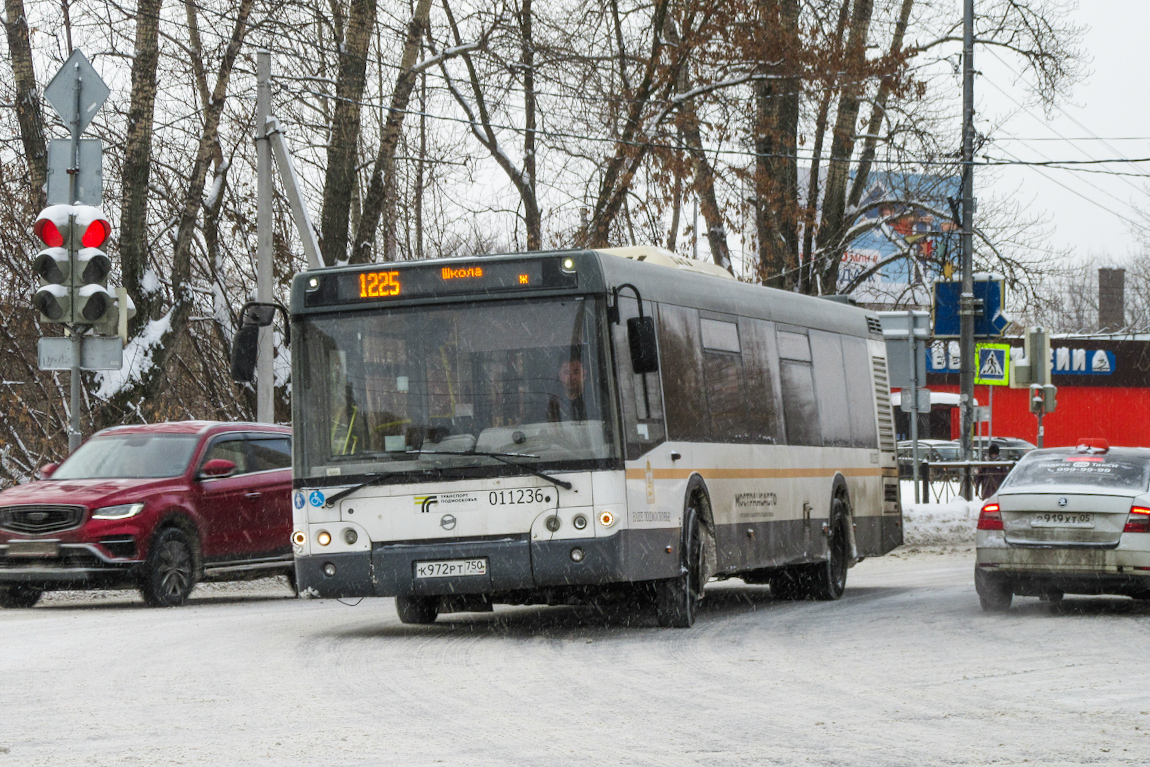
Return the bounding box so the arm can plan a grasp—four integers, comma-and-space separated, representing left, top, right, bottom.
599, 510, 616, 528
977, 503, 1003, 531
1125, 506, 1150, 534
291, 531, 307, 547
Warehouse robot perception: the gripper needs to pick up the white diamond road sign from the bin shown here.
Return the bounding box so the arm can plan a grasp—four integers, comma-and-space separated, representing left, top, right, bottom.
43, 49, 109, 134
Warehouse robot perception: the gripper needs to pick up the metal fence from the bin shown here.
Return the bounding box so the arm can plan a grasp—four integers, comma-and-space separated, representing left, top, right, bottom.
903, 460, 1018, 504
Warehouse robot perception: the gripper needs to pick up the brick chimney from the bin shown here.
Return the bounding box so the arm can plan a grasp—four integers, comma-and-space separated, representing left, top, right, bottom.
1098, 267, 1125, 332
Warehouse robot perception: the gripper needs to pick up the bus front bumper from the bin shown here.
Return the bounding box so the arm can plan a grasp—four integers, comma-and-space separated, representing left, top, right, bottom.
295, 529, 679, 599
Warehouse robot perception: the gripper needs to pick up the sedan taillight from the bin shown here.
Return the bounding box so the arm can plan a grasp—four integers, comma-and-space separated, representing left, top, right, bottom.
977, 503, 1004, 531
1124, 506, 1150, 534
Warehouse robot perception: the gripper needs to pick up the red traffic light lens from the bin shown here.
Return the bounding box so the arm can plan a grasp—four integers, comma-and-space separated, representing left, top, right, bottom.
34, 219, 64, 248
81, 219, 110, 249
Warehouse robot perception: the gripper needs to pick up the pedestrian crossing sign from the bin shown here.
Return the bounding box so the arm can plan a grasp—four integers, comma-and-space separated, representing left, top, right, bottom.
974, 342, 1010, 386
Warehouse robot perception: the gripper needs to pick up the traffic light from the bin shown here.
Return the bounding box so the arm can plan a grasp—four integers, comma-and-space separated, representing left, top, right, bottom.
30, 204, 120, 327
1029, 384, 1057, 414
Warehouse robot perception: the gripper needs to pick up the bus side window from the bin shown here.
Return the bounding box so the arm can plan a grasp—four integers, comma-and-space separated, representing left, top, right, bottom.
700, 316, 748, 443
739, 318, 784, 444
612, 299, 665, 458
657, 304, 708, 442
810, 331, 852, 447
842, 336, 879, 448
777, 330, 822, 447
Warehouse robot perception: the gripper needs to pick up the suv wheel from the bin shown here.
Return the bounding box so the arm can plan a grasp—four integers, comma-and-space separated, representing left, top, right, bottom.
140, 528, 198, 607
0, 584, 43, 608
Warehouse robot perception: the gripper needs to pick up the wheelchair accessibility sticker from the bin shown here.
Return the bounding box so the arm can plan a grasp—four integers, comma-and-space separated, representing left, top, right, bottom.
309, 490, 326, 507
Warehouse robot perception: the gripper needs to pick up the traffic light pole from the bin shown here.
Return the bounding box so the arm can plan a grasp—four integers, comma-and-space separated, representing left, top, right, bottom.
68, 62, 83, 452
958, 0, 976, 500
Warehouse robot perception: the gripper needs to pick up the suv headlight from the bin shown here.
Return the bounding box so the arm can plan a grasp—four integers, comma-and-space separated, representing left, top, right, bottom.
92, 503, 145, 520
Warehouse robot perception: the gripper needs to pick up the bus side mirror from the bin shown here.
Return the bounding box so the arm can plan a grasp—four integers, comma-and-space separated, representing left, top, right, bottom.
627, 316, 658, 374
231, 324, 260, 382
231, 301, 290, 383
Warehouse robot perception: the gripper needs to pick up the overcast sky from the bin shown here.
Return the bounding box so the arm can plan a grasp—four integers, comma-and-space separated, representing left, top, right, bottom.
977, 0, 1150, 262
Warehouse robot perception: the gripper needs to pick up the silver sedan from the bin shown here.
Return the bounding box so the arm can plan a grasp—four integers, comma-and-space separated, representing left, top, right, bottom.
975, 441, 1150, 611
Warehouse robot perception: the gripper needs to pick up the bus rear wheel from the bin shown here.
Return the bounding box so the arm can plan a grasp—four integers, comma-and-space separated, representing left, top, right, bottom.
656, 505, 703, 628
808, 499, 849, 601
396, 595, 439, 624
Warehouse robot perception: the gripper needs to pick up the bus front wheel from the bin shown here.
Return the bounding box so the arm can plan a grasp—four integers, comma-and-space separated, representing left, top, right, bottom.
396, 595, 439, 624
655, 505, 703, 628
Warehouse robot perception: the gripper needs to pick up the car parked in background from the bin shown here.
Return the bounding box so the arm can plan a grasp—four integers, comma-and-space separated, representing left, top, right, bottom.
975, 439, 1150, 611
973, 436, 1036, 462
896, 439, 961, 479
0, 421, 293, 608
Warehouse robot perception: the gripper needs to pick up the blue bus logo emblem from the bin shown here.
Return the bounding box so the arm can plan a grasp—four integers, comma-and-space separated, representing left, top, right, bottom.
309, 490, 326, 507
294, 492, 306, 510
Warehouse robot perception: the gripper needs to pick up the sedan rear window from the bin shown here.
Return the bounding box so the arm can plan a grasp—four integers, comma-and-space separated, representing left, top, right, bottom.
1006, 453, 1150, 491
52, 434, 201, 480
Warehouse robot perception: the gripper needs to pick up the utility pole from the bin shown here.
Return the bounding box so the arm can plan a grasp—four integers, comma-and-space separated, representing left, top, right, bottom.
256, 51, 274, 423
959, 0, 976, 499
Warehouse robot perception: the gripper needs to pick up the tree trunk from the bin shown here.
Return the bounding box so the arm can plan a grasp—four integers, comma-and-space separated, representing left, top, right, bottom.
799, 0, 851, 293
103, 0, 254, 417
439, 0, 542, 250
518, 0, 540, 250
318, 0, 378, 266
816, 0, 874, 293
753, 0, 799, 289
848, 0, 914, 210
118, 0, 163, 330
663, 15, 730, 271
585, 0, 671, 247
3, 0, 47, 211
350, 0, 432, 263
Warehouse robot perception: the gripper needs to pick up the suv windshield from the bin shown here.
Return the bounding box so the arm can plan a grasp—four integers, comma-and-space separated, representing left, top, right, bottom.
296, 296, 619, 479
1005, 451, 1150, 491
52, 434, 201, 480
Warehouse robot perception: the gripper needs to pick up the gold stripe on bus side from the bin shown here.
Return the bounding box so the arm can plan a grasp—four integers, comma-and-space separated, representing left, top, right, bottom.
623, 467, 886, 481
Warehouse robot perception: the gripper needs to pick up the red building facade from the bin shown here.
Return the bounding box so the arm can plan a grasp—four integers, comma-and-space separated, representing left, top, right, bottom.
920, 334, 1150, 448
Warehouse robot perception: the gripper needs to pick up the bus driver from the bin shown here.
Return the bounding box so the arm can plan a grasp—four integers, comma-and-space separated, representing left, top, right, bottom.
547, 357, 587, 422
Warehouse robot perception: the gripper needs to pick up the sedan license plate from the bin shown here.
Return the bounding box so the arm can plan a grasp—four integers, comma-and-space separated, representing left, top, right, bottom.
6, 540, 61, 558
414, 558, 488, 579
1031, 512, 1095, 528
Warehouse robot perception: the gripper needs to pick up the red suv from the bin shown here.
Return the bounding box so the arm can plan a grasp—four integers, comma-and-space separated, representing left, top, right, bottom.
0, 421, 293, 608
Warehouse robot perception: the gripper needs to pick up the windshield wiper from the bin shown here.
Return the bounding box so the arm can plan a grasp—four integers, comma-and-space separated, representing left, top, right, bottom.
321, 449, 572, 508
414, 449, 574, 490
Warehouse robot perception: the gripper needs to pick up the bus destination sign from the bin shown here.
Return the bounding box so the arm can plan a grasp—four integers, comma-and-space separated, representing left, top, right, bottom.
308, 258, 576, 307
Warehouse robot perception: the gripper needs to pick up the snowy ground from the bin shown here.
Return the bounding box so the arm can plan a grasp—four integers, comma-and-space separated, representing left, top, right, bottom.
901, 479, 979, 546
5, 549, 1150, 766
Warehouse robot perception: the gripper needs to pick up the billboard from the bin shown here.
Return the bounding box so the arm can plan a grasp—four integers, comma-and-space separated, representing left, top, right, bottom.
838, 173, 960, 304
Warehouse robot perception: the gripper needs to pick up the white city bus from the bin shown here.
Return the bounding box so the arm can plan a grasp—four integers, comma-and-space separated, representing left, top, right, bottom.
285, 247, 902, 627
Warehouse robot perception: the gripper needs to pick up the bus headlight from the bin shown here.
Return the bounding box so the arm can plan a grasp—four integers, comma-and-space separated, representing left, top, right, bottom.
561, 257, 576, 272
545, 515, 561, 532
291, 531, 307, 547
572, 514, 588, 530
343, 528, 358, 545
317, 530, 331, 546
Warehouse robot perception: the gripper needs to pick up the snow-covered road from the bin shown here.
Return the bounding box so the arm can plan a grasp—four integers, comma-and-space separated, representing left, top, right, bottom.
4, 548, 1150, 766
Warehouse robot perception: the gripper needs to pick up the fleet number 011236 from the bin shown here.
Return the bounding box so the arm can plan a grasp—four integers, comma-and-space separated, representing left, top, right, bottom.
489, 489, 549, 505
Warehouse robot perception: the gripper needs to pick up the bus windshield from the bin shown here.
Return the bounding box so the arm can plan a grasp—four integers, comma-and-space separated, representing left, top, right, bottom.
296, 296, 619, 480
